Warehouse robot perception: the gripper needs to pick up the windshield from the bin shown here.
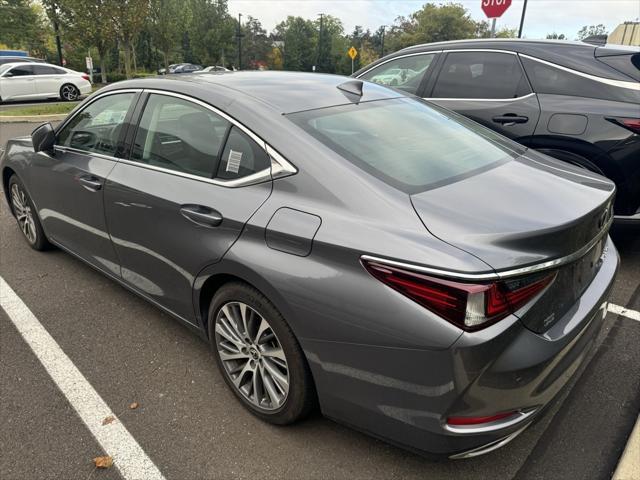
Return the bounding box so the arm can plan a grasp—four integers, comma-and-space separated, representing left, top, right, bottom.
288, 97, 524, 193
0, 64, 16, 75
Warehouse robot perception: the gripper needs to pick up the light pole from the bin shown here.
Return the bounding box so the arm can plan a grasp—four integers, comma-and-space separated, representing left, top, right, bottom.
316, 13, 324, 72
380, 25, 386, 57
518, 0, 529, 38
236, 13, 244, 70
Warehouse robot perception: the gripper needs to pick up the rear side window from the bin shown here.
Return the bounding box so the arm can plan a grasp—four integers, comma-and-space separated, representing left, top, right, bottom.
33, 65, 65, 75
521, 56, 640, 104
359, 53, 436, 95
432, 52, 531, 99
132, 94, 231, 178
289, 98, 522, 193
216, 126, 271, 180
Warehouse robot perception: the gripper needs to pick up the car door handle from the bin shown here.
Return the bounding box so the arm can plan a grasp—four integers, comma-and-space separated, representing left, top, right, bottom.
492, 114, 529, 125
77, 175, 103, 191
180, 205, 223, 227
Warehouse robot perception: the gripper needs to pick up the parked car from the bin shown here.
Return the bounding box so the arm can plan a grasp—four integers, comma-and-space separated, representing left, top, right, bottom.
170, 63, 203, 74
1, 72, 618, 458
355, 39, 640, 218
0, 62, 92, 102
157, 63, 179, 75
200, 65, 231, 72
0, 56, 45, 65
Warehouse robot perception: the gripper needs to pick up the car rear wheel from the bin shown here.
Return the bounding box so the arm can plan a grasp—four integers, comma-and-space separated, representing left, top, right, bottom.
60, 83, 80, 101
208, 282, 315, 425
8, 175, 50, 251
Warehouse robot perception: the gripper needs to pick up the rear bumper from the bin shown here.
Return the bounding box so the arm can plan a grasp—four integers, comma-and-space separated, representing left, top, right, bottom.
305, 237, 619, 457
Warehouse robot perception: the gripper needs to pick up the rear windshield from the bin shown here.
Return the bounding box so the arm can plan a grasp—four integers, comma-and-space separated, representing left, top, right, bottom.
288, 98, 523, 193
597, 54, 640, 81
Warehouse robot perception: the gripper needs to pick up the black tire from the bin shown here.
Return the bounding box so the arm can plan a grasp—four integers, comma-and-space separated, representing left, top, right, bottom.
8, 175, 51, 251
60, 83, 80, 101
208, 282, 316, 425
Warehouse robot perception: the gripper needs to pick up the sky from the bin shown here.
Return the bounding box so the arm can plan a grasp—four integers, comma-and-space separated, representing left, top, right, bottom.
227, 0, 640, 40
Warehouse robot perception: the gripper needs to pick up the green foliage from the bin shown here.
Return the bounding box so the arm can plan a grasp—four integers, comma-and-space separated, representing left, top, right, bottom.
274, 16, 317, 72
150, 0, 186, 70
546, 32, 567, 40
577, 24, 608, 40
0, 0, 51, 56
188, 0, 236, 67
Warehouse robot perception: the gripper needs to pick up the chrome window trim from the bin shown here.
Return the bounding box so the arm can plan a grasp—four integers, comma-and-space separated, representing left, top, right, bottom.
355, 50, 442, 79
424, 92, 536, 102
53, 87, 297, 188
519, 53, 640, 91
116, 158, 273, 188
441, 48, 517, 55
361, 215, 613, 282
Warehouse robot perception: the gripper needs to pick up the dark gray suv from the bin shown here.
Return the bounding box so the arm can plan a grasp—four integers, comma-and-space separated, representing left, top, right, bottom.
355, 39, 640, 218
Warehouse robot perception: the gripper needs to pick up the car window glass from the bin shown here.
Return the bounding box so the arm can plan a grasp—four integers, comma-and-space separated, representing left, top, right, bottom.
132, 94, 230, 178
360, 54, 436, 95
57, 93, 135, 157
289, 97, 523, 194
432, 52, 531, 99
7, 65, 34, 76
33, 65, 61, 75
216, 126, 271, 180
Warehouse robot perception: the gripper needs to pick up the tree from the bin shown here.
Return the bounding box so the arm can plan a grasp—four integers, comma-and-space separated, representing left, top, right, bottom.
0, 0, 50, 55
577, 24, 608, 40
55, 0, 118, 83
150, 0, 185, 71
546, 32, 566, 40
111, 0, 150, 78
274, 16, 316, 71
243, 16, 271, 69
187, 0, 236, 67
399, 3, 477, 48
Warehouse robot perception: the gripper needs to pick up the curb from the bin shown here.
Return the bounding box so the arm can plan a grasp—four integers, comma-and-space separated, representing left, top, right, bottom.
613, 414, 640, 480
0, 114, 67, 123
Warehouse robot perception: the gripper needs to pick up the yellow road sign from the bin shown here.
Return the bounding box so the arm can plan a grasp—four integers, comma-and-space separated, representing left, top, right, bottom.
348, 46, 358, 60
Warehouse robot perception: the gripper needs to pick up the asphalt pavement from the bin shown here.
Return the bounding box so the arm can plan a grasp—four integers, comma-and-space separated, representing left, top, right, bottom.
1, 122, 639, 479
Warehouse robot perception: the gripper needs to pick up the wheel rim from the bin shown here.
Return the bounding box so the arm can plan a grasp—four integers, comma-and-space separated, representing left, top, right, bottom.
10, 184, 37, 244
61, 85, 78, 101
214, 302, 289, 411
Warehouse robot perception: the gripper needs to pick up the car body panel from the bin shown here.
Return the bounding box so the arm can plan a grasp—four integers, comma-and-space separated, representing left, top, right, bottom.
0, 72, 620, 457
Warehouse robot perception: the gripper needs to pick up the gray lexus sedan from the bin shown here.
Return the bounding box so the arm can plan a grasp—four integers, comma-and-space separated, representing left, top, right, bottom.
1, 72, 618, 458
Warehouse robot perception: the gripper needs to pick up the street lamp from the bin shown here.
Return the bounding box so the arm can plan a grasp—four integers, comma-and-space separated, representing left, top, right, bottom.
236, 13, 244, 70
316, 13, 325, 72
380, 25, 387, 57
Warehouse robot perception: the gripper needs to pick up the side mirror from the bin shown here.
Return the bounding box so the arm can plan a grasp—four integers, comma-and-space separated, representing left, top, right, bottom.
31, 123, 56, 153
3, 72, 13, 78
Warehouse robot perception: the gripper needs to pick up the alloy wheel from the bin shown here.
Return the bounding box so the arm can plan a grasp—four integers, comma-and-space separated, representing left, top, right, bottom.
61, 84, 78, 101
214, 301, 290, 411
10, 183, 37, 244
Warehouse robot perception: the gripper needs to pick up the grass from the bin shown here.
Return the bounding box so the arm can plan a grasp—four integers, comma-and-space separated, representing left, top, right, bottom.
0, 103, 77, 116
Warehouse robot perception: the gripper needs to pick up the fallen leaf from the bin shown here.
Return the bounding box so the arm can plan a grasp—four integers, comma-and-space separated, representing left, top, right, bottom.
102, 415, 115, 426
129, 402, 139, 410
93, 456, 113, 469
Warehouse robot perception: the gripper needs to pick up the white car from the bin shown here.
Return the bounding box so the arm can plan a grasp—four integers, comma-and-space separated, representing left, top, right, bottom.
199, 65, 231, 72
0, 62, 92, 102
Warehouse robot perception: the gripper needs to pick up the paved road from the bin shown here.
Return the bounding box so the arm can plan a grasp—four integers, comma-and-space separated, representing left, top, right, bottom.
1, 122, 639, 479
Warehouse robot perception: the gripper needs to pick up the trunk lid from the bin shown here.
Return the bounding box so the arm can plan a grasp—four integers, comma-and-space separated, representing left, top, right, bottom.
410, 151, 615, 332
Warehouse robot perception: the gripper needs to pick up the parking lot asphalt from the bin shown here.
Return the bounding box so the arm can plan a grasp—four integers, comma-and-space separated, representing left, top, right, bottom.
1, 122, 639, 479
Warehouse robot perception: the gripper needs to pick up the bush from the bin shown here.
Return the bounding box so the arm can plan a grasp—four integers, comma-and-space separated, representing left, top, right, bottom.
106, 72, 127, 83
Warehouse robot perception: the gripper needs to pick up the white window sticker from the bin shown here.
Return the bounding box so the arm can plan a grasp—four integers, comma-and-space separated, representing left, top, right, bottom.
226, 149, 242, 174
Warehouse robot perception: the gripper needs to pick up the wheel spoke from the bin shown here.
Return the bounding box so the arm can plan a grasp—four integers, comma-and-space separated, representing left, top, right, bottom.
232, 361, 254, 389
261, 347, 286, 362
219, 350, 249, 362
215, 321, 244, 350
254, 317, 270, 344
263, 358, 289, 393
260, 364, 281, 406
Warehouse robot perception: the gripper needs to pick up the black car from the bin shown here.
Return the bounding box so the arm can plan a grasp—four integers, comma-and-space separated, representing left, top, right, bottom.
170, 63, 203, 74
355, 39, 640, 218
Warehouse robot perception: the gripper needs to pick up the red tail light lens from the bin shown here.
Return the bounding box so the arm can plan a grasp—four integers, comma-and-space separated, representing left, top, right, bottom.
447, 411, 518, 426
82, 74, 90, 81
607, 117, 640, 134
362, 259, 556, 331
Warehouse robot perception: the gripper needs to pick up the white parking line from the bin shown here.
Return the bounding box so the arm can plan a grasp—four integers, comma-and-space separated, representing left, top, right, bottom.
0, 277, 166, 480
608, 303, 640, 322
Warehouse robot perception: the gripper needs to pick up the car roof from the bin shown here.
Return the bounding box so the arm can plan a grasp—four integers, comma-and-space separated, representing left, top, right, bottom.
1, 62, 69, 70
359, 38, 632, 81
110, 71, 406, 114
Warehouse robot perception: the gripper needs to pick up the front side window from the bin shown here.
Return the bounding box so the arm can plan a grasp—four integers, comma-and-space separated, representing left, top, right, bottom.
432, 52, 531, 99
360, 54, 436, 95
131, 94, 230, 178
7, 65, 34, 77
57, 92, 135, 156
289, 98, 523, 193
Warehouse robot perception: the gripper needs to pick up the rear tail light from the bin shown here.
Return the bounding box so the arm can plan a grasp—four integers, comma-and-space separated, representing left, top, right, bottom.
82, 74, 90, 81
447, 411, 518, 426
606, 117, 640, 134
362, 259, 556, 331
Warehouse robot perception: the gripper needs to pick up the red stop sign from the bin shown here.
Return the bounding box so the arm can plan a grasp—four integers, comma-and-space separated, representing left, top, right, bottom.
481, 0, 512, 18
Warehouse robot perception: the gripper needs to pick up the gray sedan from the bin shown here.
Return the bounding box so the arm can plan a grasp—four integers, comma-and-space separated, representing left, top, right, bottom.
0, 72, 618, 458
